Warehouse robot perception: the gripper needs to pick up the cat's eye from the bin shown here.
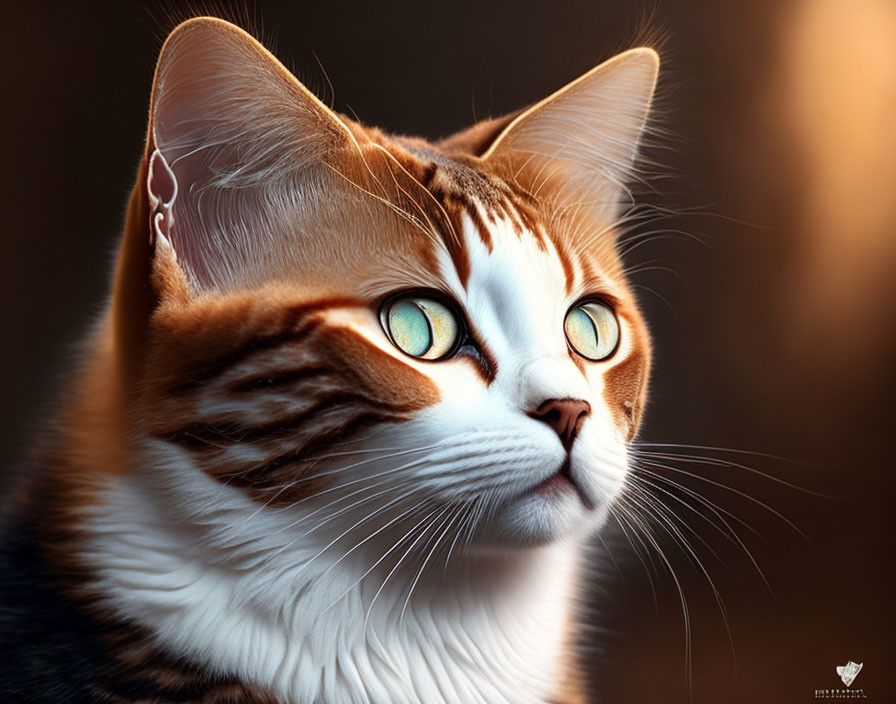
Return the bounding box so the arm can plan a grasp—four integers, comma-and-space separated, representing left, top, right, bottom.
381, 295, 462, 360
564, 300, 620, 361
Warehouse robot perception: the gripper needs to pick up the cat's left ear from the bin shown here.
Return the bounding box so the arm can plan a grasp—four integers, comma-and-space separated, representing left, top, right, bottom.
474, 49, 659, 224
111, 17, 355, 382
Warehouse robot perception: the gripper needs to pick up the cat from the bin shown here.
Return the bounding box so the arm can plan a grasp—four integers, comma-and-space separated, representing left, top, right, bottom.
0, 16, 657, 704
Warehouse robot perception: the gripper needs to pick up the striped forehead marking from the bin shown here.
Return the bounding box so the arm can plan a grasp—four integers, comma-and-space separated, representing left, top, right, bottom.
383, 140, 587, 296
427, 163, 543, 244
410, 150, 576, 294
427, 165, 580, 296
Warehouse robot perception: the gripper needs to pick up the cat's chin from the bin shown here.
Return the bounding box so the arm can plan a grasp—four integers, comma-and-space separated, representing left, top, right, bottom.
471, 478, 608, 549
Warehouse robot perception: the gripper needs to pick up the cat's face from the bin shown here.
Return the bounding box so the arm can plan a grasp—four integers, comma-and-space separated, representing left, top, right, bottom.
360, 182, 650, 547
128, 18, 656, 556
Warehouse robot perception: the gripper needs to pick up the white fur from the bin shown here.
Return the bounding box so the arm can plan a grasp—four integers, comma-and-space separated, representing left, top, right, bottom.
82, 456, 577, 704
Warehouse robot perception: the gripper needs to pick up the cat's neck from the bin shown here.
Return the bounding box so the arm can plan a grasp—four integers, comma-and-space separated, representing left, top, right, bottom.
78, 454, 583, 704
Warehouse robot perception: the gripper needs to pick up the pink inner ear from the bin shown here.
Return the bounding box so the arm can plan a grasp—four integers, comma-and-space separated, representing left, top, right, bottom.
148, 149, 178, 242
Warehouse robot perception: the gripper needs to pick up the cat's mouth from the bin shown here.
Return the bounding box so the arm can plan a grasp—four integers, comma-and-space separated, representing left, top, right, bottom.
529, 459, 596, 510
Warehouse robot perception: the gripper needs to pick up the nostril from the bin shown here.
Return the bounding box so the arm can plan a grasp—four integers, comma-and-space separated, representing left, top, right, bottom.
529, 398, 591, 450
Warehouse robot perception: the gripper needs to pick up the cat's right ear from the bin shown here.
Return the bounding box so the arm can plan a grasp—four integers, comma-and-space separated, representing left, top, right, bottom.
142, 17, 355, 293
443, 49, 658, 229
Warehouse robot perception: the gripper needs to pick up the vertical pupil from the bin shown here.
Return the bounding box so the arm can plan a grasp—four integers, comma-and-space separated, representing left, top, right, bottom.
389, 301, 433, 356
568, 307, 599, 355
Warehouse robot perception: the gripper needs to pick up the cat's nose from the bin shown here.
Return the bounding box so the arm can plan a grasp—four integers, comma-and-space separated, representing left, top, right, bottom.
530, 399, 591, 450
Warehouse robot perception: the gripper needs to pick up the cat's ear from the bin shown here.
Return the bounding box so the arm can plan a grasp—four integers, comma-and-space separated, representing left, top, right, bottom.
480, 48, 659, 223
144, 17, 355, 291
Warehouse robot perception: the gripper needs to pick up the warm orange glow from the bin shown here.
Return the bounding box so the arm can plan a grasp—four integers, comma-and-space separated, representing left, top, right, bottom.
778, 0, 896, 362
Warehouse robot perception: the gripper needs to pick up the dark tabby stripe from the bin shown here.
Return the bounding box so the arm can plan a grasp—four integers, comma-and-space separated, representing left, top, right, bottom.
155, 313, 431, 503
158, 391, 413, 448
168, 298, 358, 394
228, 364, 334, 393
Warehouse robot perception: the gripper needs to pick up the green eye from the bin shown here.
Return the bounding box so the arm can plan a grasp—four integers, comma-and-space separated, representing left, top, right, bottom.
565, 300, 620, 361
382, 295, 461, 360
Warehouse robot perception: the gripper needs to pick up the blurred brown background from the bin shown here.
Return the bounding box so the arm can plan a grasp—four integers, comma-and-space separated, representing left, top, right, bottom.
3, 1, 894, 702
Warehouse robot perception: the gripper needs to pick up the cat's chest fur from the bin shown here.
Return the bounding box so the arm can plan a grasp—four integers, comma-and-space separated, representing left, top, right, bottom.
76, 470, 581, 704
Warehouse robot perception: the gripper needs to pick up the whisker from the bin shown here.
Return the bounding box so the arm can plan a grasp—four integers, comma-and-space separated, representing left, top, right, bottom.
629, 469, 762, 541
232, 443, 443, 527
600, 513, 661, 613
322, 497, 436, 612
400, 501, 465, 622
633, 445, 833, 497
291, 488, 430, 582
364, 502, 446, 629
612, 499, 693, 695
634, 457, 814, 544
630, 467, 781, 606
622, 484, 738, 676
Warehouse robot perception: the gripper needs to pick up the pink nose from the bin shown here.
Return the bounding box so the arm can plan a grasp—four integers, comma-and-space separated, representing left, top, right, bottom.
530, 399, 591, 449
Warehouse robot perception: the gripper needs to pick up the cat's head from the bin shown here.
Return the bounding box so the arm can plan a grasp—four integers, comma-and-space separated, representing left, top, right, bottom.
114, 18, 657, 552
